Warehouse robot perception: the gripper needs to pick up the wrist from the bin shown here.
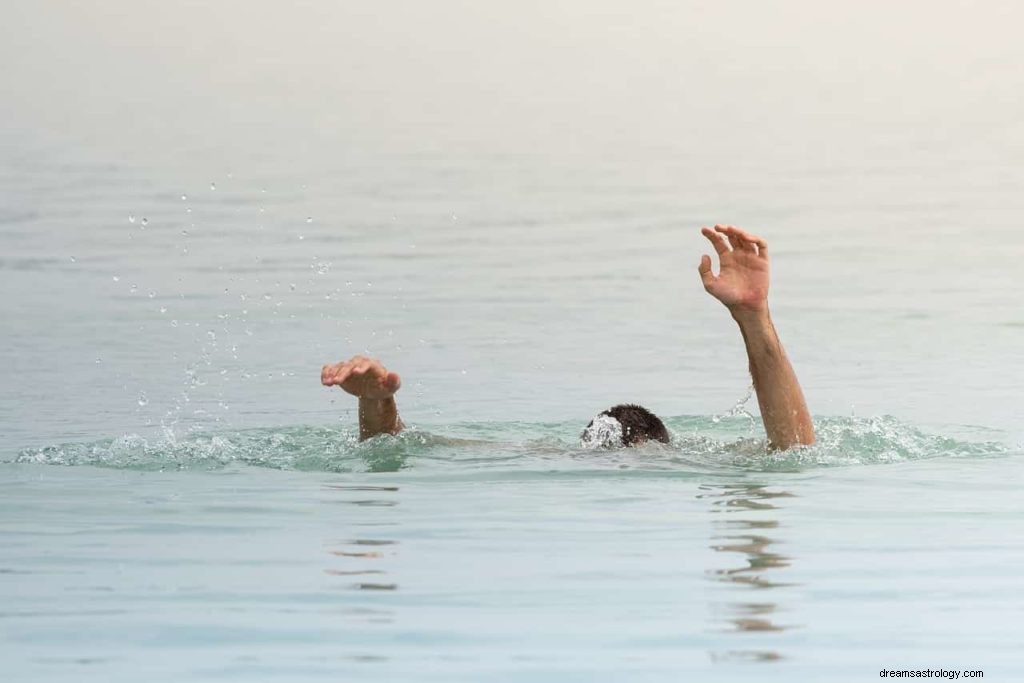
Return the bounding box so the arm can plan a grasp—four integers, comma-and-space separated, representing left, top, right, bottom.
358, 396, 396, 407
728, 303, 770, 326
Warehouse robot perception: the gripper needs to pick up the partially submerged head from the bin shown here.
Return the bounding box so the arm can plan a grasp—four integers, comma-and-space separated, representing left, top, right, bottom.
580, 404, 670, 449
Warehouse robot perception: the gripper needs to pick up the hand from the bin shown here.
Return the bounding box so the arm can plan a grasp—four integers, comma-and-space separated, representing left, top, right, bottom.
321, 355, 401, 400
698, 225, 770, 315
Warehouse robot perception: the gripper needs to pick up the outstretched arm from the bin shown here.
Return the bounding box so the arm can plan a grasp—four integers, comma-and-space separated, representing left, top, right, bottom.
698, 225, 814, 450
321, 355, 404, 441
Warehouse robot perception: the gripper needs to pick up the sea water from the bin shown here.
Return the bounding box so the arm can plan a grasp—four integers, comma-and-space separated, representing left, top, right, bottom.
3, 419, 1022, 682
2, 1, 1024, 680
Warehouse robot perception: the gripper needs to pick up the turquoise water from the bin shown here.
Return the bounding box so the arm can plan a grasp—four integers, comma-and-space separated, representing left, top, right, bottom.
10, 416, 1012, 474
3, 0, 1024, 680
4, 420, 1022, 680
4, 422, 1023, 681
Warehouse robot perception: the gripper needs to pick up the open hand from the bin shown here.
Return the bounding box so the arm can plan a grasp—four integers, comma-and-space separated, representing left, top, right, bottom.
321, 355, 401, 400
698, 225, 770, 314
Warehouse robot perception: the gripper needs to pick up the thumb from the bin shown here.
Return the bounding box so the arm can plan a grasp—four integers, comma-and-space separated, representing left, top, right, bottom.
698, 254, 715, 288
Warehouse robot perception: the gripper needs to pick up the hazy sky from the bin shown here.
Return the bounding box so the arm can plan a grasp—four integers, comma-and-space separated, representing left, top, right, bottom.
4, 0, 1023, 161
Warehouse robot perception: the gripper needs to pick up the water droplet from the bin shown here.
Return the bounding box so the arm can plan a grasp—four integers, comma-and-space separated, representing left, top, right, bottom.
95, 357, 102, 364
289, 283, 296, 291
210, 182, 216, 190
112, 275, 120, 282
69, 256, 77, 263
181, 230, 189, 236
306, 216, 313, 223
129, 283, 138, 294
170, 319, 178, 327
141, 217, 148, 227
298, 234, 305, 240
128, 214, 135, 224
181, 194, 187, 201
159, 306, 167, 314
137, 392, 149, 407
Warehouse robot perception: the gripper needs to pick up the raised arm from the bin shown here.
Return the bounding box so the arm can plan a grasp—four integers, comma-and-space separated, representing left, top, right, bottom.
321, 355, 404, 441
698, 225, 815, 450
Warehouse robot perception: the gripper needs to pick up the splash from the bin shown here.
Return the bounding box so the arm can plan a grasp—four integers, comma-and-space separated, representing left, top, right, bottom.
11, 426, 455, 474
681, 415, 1012, 471
10, 416, 1011, 474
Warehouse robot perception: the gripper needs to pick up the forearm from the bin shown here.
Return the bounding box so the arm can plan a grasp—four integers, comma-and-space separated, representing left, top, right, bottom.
732, 308, 815, 450
358, 397, 404, 441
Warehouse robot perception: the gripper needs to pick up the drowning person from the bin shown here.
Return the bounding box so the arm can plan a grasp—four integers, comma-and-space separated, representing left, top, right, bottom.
320, 226, 815, 451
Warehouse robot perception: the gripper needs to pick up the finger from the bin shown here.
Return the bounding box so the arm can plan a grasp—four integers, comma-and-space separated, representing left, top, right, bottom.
709, 226, 734, 252
321, 364, 333, 385
326, 363, 346, 385
332, 366, 353, 386
752, 233, 768, 257
698, 254, 715, 290
383, 372, 401, 393
701, 226, 730, 255
725, 226, 768, 256
352, 361, 372, 375
328, 361, 349, 382
715, 225, 747, 252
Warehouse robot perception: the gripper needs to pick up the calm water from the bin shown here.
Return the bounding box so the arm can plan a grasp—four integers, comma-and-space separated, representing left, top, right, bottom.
3, 1, 1024, 680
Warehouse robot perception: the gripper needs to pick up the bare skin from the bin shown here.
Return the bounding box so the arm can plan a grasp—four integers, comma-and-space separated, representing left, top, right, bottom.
323, 226, 813, 450
698, 224, 815, 449
320, 355, 403, 441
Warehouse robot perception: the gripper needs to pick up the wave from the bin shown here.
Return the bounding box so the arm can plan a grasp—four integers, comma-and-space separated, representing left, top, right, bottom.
9, 415, 1014, 474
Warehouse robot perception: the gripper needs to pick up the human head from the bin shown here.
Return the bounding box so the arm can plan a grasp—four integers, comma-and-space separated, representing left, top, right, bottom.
579, 404, 670, 449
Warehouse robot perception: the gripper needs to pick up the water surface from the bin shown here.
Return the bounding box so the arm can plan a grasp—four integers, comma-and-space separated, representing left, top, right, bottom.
2, 1, 1023, 680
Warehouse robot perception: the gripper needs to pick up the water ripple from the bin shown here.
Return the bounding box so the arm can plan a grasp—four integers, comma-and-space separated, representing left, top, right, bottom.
9, 416, 1011, 475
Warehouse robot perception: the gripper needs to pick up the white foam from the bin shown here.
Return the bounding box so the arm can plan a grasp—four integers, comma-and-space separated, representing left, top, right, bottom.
580, 414, 623, 450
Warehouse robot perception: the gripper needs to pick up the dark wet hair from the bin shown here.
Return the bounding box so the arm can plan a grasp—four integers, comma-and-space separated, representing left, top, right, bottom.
583, 404, 670, 447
